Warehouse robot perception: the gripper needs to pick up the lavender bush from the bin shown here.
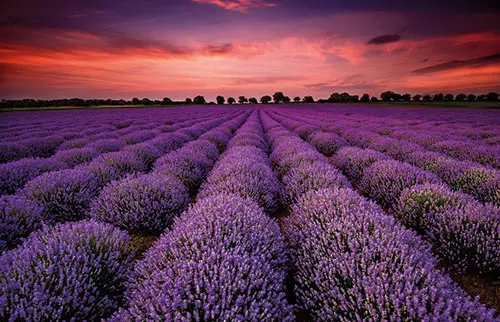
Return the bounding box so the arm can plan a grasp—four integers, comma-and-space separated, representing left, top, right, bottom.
0, 220, 135, 321
115, 194, 293, 321
91, 173, 189, 234
0, 195, 43, 251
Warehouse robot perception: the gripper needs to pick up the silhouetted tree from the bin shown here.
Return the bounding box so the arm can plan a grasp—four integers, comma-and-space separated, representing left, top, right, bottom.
238, 96, 248, 104
423, 95, 432, 101
227, 97, 236, 104
273, 92, 285, 103
193, 96, 206, 104
477, 94, 487, 101
162, 97, 173, 104
141, 98, 152, 105
132, 97, 140, 105
360, 94, 370, 102
283, 96, 291, 104
433, 93, 444, 101
402, 94, 411, 101
455, 94, 466, 101
249, 97, 258, 104
487, 92, 500, 101
329, 93, 340, 103
351, 95, 359, 102
293, 96, 301, 103
303, 96, 314, 103
317, 99, 329, 103
185, 98, 193, 104
392, 93, 402, 101
339, 92, 351, 103
370, 96, 379, 102
380, 91, 395, 101
216, 95, 225, 104
444, 94, 454, 101
467, 94, 477, 101
412, 94, 422, 101
260, 95, 272, 104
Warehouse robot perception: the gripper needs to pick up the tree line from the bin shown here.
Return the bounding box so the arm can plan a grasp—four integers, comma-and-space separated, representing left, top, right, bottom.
1, 91, 499, 109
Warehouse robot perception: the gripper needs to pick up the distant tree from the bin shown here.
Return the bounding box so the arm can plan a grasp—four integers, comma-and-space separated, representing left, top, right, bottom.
477, 94, 487, 101
293, 96, 301, 103
283, 96, 291, 104
329, 92, 340, 103
141, 98, 152, 105
360, 93, 370, 102
444, 94, 454, 101
402, 94, 411, 101
208, 101, 216, 105
317, 99, 329, 103
132, 97, 140, 105
238, 96, 248, 104
185, 98, 193, 104
392, 93, 402, 102
339, 92, 351, 103
455, 93, 466, 101
370, 96, 379, 102
380, 91, 395, 101
467, 94, 477, 101
249, 97, 258, 104
162, 97, 173, 104
422, 95, 432, 101
260, 95, 272, 104
487, 92, 500, 101
273, 92, 285, 104
412, 94, 422, 101
303, 96, 314, 103
227, 97, 236, 104
193, 96, 206, 104
216, 95, 225, 104
433, 93, 444, 101
351, 95, 360, 102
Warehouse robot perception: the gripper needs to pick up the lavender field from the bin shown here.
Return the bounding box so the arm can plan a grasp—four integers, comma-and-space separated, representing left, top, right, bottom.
1, 105, 499, 321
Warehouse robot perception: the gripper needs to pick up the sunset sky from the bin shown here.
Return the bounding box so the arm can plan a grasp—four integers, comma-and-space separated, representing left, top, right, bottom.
1, 0, 499, 100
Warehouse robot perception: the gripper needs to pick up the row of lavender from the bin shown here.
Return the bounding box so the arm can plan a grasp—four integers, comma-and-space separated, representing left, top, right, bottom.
1, 109, 253, 320
269, 107, 500, 206
0, 107, 229, 163
258, 110, 496, 320
1, 109, 245, 252
0, 110, 230, 195
111, 111, 295, 320
267, 108, 500, 278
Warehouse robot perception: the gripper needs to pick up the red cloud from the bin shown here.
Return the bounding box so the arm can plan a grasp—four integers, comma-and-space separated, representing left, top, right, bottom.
192, 0, 277, 12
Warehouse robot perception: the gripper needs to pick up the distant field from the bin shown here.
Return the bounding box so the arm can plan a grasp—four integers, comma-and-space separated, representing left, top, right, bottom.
1, 100, 498, 112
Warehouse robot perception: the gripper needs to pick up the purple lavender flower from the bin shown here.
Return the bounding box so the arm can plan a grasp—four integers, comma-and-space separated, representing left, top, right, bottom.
394, 183, 473, 232
331, 147, 391, 186
281, 161, 351, 206
307, 131, 348, 156
360, 160, 441, 208
283, 187, 496, 321
0, 195, 43, 251
0, 157, 67, 195
53, 147, 98, 167
86, 138, 126, 153
122, 143, 161, 170
90, 173, 189, 234
0, 220, 135, 321
429, 202, 500, 274
22, 168, 101, 223
115, 194, 293, 321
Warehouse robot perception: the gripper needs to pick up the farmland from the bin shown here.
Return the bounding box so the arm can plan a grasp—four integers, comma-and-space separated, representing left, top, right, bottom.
1, 104, 499, 321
